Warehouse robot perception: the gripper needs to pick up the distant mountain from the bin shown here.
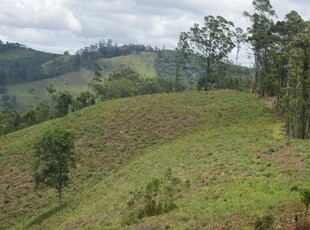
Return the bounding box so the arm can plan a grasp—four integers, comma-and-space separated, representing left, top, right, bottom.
0, 40, 155, 86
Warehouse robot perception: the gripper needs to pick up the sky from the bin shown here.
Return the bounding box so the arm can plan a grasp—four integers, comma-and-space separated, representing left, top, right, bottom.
0, 0, 309, 66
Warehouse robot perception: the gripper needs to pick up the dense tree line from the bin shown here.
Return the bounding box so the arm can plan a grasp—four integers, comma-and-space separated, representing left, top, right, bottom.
243, 0, 310, 139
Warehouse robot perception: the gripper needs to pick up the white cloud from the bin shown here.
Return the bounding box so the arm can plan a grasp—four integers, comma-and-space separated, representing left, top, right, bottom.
0, 0, 309, 65
0, 0, 81, 32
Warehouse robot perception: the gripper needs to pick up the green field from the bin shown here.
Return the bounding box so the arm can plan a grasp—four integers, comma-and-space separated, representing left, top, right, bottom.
1, 90, 309, 229
2, 52, 157, 111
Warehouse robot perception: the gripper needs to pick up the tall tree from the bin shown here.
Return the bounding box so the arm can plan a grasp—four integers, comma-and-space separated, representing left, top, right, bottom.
280, 20, 310, 138
244, 0, 276, 96
177, 15, 236, 90
271, 11, 303, 105
89, 63, 104, 99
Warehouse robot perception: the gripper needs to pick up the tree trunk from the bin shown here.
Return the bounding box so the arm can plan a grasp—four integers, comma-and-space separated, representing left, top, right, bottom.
300, 46, 309, 139
58, 185, 63, 206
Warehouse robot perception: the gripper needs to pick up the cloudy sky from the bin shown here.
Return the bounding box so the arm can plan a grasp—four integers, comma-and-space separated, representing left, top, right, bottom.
0, 0, 309, 65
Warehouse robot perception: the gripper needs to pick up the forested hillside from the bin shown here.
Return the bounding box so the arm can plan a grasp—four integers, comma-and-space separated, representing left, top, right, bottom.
0, 41, 59, 85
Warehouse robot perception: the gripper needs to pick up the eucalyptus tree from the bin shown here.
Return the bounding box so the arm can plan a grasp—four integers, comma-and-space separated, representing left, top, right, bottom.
271, 11, 303, 108
89, 63, 104, 99
244, 0, 276, 96
177, 15, 236, 91
280, 20, 310, 138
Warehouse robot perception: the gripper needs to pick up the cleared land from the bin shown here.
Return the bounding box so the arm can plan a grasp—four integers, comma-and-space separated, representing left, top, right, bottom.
0, 90, 309, 229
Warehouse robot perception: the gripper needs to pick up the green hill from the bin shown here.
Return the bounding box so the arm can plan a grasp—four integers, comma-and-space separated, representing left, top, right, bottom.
0, 42, 59, 84
1, 90, 308, 229
2, 52, 157, 111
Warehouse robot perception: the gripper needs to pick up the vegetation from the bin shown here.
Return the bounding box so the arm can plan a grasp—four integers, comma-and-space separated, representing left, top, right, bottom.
1, 1, 310, 228
124, 168, 185, 225
300, 188, 310, 214
254, 214, 275, 230
1, 90, 309, 229
178, 15, 237, 90
0, 42, 59, 84
33, 128, 76, 205
243, 1, 310, 139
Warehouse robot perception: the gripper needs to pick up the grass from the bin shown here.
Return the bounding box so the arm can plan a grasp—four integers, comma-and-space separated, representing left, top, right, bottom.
1, 52, 157, 111
98, 52, 157, 79
0, 90, 309, 229
4, 69, 92, 111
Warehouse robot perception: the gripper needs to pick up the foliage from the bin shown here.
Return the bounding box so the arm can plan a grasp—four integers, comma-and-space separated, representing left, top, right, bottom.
124, 168, 184, 225
300, 188, 310, 213
91, 64, 176, 100
33, 128, 76, 205
0, 94, 17, 110
178, 15, 236, 90
0, 42, 59, 84
278, 19, 310, 138
89, 63, 104, 99
254, 214, 275, 230
47, 85, 73, 117
244, 0, 277, 96
0, 109, 20, 135
74, 91, 96, 110
155, 49, 253, 91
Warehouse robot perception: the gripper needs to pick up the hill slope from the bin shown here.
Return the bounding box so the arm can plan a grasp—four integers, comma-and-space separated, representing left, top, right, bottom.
1, 90, 309, 229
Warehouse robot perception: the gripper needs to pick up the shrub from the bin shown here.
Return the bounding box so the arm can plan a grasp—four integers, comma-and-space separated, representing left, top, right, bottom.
104, 79, 135, 99
254, 214, 275, 230
300, 188, 310, 214
137, 78, 163, 95
123, 168, 187, 225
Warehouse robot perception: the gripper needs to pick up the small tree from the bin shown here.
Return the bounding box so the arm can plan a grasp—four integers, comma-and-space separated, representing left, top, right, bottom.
33, 128, 76, 205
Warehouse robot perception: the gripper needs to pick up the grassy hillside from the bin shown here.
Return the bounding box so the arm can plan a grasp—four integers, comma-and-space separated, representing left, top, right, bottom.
2, 52, 157, 111
1, 90, 309, 229
5, 69, 93, 111
98, 52, 157, 79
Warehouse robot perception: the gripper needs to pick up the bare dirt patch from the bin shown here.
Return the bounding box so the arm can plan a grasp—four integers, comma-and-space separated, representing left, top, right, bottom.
253, 147, 306, 178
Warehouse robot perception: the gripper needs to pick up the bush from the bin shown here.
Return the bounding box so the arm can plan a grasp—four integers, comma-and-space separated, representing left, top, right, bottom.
137, 78, 163, 95
300, 188, 310, 213
123, 168, 187, 225
104, 78, 135, 99
254, 214, 275, 230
